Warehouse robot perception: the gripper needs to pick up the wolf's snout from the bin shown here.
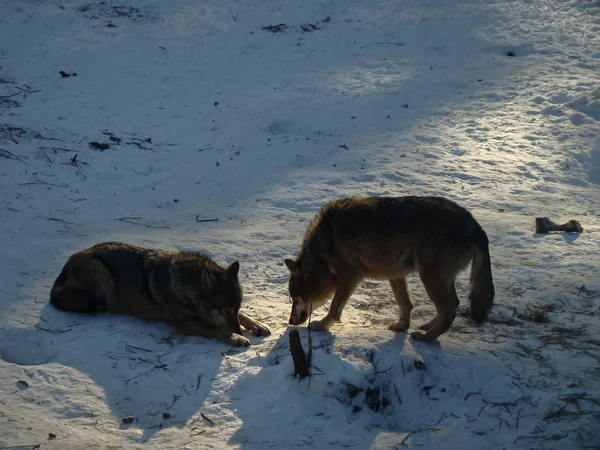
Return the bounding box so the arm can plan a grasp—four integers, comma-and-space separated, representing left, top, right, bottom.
289, 311, 308, 325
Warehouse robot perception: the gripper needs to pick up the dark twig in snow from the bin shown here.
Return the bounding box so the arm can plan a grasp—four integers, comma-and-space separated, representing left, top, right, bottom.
47, 217, 78, 226
200, 412, 215, 426
360, 41, 404, 49
116, 217, 170, 229
0, 445, 41, 449
167, 394, 182, 409
14, 86, 42, 95
464, 391, 482, 401
39, 146, 78, 153
126, 344, 152, 353
289, 329, 311, 378
393, 383, 402, 404
0, 148, 27, 163
34, 324, 70, 334
399, 433, 412, 446
374, 365, 394, 375
125, 363, 168, 383
195, 216, 219, 223
262, 24, 291, 33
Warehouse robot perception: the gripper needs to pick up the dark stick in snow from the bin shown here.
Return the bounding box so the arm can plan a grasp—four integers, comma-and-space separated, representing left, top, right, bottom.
116, 217, 170, 229
289, 329, 311, 378
195, 216, 219, 223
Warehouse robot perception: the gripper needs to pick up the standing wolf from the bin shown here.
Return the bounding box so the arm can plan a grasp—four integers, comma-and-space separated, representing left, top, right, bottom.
50, 242, 270, 346
285, 196, 494, 342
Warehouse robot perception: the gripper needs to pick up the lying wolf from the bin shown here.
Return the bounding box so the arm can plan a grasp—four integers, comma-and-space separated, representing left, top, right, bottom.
285, 196, 494, 342
50, 242, 270, 346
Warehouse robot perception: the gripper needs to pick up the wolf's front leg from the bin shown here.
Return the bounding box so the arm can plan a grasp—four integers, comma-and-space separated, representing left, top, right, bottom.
238, 312, 271, 336
177, 318, 251, 347
309, 274, 359, 331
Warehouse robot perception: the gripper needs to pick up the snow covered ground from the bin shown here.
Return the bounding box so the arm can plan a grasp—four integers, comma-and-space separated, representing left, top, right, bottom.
1, 0, 599, 448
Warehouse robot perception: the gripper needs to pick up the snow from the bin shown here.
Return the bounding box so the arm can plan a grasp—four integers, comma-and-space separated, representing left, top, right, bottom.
1, 0, 599, 448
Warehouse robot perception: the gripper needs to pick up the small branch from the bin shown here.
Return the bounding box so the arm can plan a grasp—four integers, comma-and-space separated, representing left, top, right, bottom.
374, 365, 394, 375
167, 394, 182, 409
262, 23, 291, 33
399, 432, 412, 446
464, 391, 482, 401
393, 383, 402, 404
195, 216, 219, 223
34, 324, 69, 334
228, 8, 237, 22
125, 363, 168, 383
200, 412, 215, 426
39, 146, 78, 153
436, 413, 446, 426
116, 217, 170, 229
130, 165, 153, 176
0, 445, 41, 450
360, 41, 404, 49
14, 86, 42, 94
397, 428, 440, 447
0, 148, 27, 164
126, 344, 152, 352
289, 329, 311, 378
33, 132, 61, 141
47, 217, 79, 226
0, 97, 20, 107
482, 397, 519, 413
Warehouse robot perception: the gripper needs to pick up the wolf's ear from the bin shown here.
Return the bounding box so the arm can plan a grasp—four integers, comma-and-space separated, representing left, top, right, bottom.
285, 259, 298, 274
226, 261, 240, 278
201, 270, 216, 293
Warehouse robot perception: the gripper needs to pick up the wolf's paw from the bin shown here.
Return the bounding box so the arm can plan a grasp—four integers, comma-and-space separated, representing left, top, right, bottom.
307, 319, 330, 332
417, 318, 436, 332
388, 319, 410, 332
409, 330, 436, 343
228, 333, 252, 347
247, 321, 271, 337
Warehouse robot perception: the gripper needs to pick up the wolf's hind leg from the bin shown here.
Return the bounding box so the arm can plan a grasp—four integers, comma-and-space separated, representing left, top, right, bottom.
410, 274, 459, 342
387, 278, 413, 332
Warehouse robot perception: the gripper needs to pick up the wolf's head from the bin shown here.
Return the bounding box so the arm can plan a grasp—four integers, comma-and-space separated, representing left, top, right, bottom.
285, 255, 336, 326
177, 259, 243, 334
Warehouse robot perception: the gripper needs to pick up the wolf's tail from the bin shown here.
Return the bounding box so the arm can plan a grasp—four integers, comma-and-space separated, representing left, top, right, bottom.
469, 225, 495, 323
